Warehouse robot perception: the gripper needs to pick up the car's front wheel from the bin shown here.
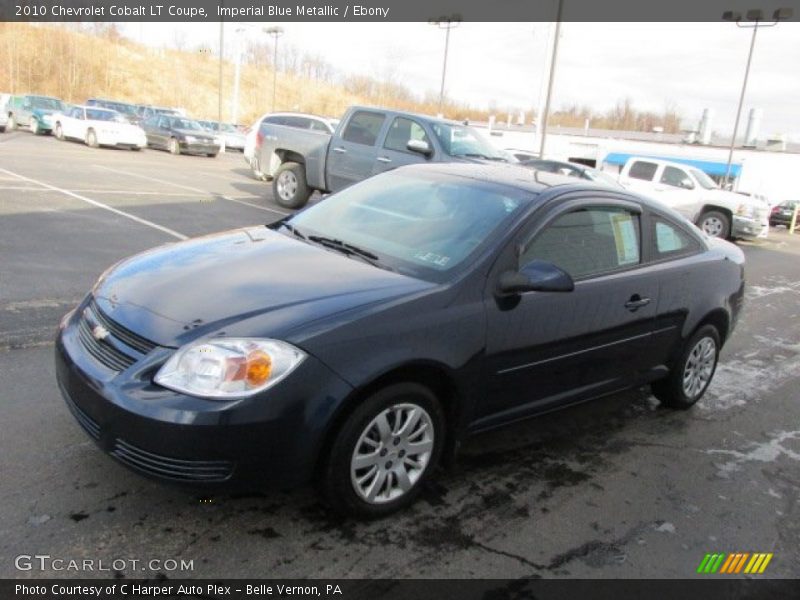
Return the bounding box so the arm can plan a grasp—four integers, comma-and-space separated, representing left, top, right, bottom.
652, 324, 720, 409
697, 210, 731, 239
168, 137, 180, 155
322, 383, 444, 518
30, 119, 39, 135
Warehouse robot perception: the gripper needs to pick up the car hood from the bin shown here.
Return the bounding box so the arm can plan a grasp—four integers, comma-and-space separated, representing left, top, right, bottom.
93, 227, 433, 348
33, 108, 58, 117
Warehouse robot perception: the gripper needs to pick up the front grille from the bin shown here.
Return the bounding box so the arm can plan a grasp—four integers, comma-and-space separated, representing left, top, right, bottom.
62, 385, 101, 440
76, 300, 157, 372
77, 317, 136, 371
111, 439, 234, 482
86, 300, 157, 354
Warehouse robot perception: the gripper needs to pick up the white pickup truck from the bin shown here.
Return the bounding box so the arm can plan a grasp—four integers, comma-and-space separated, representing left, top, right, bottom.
618, 157, 768, 240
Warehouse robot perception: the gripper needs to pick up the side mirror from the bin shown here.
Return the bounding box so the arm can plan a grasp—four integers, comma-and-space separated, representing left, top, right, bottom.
407, 139, 432, 157
679, 179, 695, 190
497, 259, 574, 295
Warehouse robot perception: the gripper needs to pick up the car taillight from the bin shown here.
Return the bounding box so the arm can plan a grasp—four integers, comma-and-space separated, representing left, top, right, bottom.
771, 206, 780, 214
256, 131, 264, 148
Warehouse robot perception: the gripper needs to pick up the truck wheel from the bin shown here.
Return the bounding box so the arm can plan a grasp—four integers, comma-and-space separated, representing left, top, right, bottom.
273, 162, 311, 209
697, 210, 730, 239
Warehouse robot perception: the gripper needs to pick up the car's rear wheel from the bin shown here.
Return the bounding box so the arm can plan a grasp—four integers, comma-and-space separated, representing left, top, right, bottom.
273, 162, 311, 209
321, 382, 444, 518
168, 137, 180, 155
85, 129, 99, 148
652, 324, 720, 409
697, 210, 730, 239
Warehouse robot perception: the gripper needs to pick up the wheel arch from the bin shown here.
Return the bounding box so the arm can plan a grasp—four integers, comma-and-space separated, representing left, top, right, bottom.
697, 204, 733, 224
314, 360, 463, 477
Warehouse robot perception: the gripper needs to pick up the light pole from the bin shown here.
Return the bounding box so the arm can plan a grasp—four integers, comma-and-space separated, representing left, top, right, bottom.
429, 15, 461, 117
538, 0, 563, 158
231, 27, 246, 125
264, 26, 284, 113
721, 7, 792, 187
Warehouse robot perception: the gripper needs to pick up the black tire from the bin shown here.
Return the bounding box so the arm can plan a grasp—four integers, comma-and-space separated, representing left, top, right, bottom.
168, 137, 180, 155
272, 162, 312, 209
85, 129, 99, 148
651, 324, 720, 410
321, 382, 445, 518
206, 152, 218, 158
697, 210, 731, 239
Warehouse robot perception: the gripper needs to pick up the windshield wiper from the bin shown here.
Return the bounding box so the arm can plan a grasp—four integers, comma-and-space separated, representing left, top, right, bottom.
278, 222, 306, 240
308, 235, 380, 261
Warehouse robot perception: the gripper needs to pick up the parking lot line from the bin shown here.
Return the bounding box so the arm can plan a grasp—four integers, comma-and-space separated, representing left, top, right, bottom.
94, 165, 290, 216
0, 167, 188, 241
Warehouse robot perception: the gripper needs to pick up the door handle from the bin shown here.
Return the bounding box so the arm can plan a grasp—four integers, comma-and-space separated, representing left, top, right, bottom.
376, 156, 392, 164
332, 147, 347, 154
624, 295, 651, 311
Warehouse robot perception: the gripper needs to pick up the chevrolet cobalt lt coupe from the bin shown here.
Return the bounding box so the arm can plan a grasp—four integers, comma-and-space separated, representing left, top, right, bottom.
56, 164, 745, 517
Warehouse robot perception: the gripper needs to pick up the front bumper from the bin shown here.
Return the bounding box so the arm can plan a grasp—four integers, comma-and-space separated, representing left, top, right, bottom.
181, 142, 221, 155
732, 216, 769, 239
55, 302, 352, 489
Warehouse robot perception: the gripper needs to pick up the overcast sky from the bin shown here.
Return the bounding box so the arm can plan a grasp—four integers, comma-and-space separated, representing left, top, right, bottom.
120, 21, 800, 140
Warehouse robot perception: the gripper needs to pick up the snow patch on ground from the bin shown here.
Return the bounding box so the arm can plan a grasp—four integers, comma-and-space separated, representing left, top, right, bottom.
706, 430, 800, 478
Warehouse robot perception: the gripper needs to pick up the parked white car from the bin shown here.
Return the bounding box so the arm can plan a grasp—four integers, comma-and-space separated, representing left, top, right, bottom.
0, 93, 10, 132
54, 106, 147, 150
618, 157, 769, 239
244, 112, 337, 180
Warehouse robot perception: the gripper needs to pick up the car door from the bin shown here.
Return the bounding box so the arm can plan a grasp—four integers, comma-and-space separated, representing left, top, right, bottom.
653, 165, 699, 219
476, 196, 659, 429
65, 107, 84, 139
326, 110, 387, 192
373, 116, 433, 175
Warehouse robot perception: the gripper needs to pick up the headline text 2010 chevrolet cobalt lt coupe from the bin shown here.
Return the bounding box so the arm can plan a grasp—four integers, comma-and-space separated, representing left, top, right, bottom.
56, 164, 745, 517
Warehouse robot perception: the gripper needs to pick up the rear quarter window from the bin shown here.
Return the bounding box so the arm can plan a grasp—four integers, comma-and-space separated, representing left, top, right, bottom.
628, 161, 658, 181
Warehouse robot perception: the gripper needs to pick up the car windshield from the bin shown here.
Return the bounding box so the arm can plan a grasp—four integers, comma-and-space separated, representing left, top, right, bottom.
170, 118, 203, 130
30, 97, 62, 110
86, 109, 126, 123
286, 170, 526, 281
690, 168, 718, 190
430, 123, 508, 162
220, 123, 238, 133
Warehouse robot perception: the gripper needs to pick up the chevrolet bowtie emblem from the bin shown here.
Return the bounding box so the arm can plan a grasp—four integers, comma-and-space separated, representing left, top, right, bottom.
92, 324, 110, 341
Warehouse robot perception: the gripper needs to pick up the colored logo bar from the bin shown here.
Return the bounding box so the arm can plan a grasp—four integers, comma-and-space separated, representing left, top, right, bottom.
697, 552, 773, 574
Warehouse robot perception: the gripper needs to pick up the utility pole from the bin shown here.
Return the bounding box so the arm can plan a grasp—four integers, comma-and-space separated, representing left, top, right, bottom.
538, 0, 563, 158
429, 15, 461, 117
264, 26, 284, 112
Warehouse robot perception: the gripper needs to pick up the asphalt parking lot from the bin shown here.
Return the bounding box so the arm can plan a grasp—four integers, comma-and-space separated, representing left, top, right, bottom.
2, 130, 799, 580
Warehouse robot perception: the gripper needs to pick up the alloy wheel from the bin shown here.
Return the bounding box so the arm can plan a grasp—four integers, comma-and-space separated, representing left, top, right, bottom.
350, 403, 434, 504
701, 216, 724, 237
276, 170, 298, 202
682, 336, 716, 399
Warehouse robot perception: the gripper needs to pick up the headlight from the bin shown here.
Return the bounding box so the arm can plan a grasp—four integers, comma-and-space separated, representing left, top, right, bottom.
736, 204, 756, 219
154, 338, 306, 399
184, 135, 197, 143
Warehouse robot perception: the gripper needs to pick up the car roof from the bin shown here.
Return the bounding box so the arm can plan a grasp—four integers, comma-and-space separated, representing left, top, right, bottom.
401, 162, 594, 196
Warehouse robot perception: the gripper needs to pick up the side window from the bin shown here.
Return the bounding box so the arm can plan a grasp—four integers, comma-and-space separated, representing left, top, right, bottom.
383, 117, 431, 153
660, 166, 694, 189
521, 207, 641, 279
341, 111, 385, 146
158, 116, 170, 128
309, 119, 331, 133
628, 161, 658, 181
653, 218, 701, 258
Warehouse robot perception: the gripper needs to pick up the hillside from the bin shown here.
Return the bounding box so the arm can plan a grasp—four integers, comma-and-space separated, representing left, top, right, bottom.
0, 23, 494, 125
